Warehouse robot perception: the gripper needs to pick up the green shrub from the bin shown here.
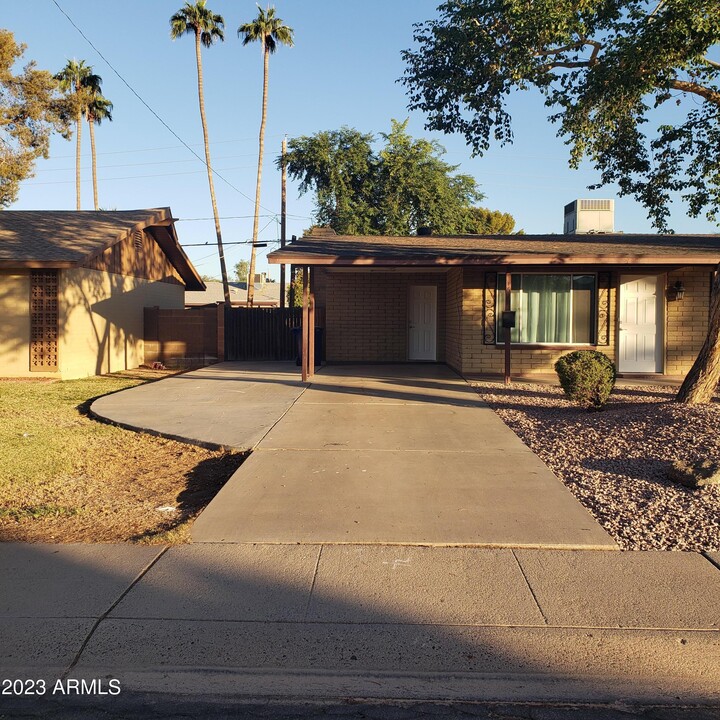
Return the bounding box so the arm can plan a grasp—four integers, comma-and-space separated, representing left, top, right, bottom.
554, 350, 617, 408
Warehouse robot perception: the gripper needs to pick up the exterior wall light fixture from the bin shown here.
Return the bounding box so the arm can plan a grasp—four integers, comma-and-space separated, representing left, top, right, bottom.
670, 280, 685, 301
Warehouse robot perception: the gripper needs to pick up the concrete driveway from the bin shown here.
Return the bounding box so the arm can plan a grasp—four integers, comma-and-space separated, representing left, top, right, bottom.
192, 365, 615, 548
91, 362, 305, 450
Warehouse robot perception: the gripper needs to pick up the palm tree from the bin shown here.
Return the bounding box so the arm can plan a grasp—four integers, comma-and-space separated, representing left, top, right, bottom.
238, 6, 294, 306
86, 90, 112, 211
56, 60, 100, 210
170, 0, 231, 305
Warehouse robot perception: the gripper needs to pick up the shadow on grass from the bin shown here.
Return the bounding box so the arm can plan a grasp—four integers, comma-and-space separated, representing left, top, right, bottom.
130, 451, 250, 544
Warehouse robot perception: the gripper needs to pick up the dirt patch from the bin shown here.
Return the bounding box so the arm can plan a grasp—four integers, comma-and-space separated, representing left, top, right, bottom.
472, 381, 720, 551
0, 372, 246, 544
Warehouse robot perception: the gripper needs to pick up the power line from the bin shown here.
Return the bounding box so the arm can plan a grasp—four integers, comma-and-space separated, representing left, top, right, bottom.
50, 135, 285, 160
34, 152, 259, 173
26, 164, 258, 185
183, 240, 271, 247
50, 0, 279, 216
178, 214, 275, 221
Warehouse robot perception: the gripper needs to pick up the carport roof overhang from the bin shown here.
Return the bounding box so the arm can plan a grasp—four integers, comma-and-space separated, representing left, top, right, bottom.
267, 233, 720, 267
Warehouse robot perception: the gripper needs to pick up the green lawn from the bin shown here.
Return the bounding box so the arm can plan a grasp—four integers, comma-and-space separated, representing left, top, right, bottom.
0, 376, 145, 492
0, 373, 244, 542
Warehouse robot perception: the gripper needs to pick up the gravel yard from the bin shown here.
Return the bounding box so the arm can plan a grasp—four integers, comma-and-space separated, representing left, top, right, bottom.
471, 381, 720, 551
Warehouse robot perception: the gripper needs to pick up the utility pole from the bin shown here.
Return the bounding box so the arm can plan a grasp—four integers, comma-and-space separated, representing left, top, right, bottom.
280, 136, 287, 308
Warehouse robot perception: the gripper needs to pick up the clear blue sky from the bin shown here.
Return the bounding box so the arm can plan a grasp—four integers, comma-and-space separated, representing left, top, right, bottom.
5, 0, 718, 280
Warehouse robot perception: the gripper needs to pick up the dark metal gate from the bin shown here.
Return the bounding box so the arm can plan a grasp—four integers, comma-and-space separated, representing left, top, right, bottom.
224, 307, 302, 361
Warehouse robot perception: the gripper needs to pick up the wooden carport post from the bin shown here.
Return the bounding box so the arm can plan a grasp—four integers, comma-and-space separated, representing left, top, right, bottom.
301, 266, 314, 381
309, 270, 316, 379
504, 271, 512, 385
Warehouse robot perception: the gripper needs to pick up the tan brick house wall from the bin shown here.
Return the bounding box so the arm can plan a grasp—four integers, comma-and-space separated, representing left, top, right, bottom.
316, 270, 446, 362
665, 267, 711, 376
445, 268, 463, 373
311, 265, 711, 377
460, 267, 617, 376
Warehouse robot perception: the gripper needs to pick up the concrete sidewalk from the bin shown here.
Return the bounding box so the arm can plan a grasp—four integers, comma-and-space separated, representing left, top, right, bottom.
192, 364, 616, 548
2, 542, 720, 711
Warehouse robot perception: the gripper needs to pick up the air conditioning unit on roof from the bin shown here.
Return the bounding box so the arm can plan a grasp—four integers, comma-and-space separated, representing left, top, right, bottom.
563, 199, 614, 234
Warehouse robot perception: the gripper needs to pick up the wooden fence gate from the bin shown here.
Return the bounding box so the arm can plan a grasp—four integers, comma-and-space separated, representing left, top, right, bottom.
224, 307, 303, 361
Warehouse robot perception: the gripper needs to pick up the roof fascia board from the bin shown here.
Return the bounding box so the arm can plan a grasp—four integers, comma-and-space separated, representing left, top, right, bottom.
267, 253, 720, 266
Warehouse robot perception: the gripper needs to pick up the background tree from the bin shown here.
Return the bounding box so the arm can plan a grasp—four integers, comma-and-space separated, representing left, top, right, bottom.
86, 88, 112, 211
287, 267, 303, 307
281, 126, 378, 234
377, 119, 483, 234
281, 120, 517, 236
234, 258, 249, 284
402, 0, 720, 404
459, 207, 521, 234
170, 0, 231, 305
0, 30, 68, 209
56, 59, 99, 210
239, 6, 294, 307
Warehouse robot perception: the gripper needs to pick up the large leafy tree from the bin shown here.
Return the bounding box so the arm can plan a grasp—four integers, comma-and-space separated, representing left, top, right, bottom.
86, 88, 112, 211
402, 0, 720, 404
0, 30, 68, 209
56, 59, 100, 211
239, 6, 294, 307
170, 0, 231, 305
282, 120, 510, 236
402, 0, 720, 231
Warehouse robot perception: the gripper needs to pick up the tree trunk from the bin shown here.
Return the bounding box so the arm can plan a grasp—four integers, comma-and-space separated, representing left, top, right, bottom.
195, 31, 231, 306
89, 115, 99, 211
676, 266, 720, 403
75, 104, 82, 211
247, 42, 270, 308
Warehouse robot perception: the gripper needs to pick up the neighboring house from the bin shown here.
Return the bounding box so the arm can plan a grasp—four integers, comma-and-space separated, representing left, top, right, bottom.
268, 203, 720, 378
0, 208, 204, 379
185, 279, 281, 307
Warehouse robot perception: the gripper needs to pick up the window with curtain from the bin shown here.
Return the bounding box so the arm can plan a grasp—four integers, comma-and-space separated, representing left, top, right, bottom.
497, 274, 596, 344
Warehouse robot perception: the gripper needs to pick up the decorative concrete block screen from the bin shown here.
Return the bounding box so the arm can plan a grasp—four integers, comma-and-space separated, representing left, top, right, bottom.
30, 270, 59, 371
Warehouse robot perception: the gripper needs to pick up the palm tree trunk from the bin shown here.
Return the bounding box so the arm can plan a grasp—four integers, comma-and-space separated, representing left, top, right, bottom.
89, 115, 99, 211
75, 105, 82, 211
676, 267, 720, 403
195, 31, 231, 305
247, 43, 270, 307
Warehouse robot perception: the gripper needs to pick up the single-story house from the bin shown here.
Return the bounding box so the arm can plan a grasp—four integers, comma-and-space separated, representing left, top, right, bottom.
267, 222, 720, 379
185, 278, 281, 308
0, 208, 204, 379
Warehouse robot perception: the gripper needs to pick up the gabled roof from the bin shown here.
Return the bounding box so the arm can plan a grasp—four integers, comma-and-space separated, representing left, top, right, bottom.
267, 232, 720, 267
0, 208, 204, 289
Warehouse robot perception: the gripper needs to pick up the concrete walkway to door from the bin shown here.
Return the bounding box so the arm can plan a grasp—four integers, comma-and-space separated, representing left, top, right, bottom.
191, 364, 616, 548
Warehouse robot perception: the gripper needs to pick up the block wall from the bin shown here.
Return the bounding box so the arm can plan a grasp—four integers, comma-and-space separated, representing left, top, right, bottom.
144, 305, 223, 367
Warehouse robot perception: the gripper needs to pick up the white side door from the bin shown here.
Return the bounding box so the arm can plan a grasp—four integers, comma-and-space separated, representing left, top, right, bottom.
408, 285, 437, 361
618, 275, 662, 373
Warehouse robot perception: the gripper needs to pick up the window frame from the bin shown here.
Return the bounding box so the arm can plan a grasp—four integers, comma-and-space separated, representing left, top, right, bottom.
495, 271, 598, 347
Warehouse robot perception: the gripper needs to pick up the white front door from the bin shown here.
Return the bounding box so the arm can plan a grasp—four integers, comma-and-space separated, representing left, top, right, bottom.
408, 285, 437, 361
618, 275, 662, 373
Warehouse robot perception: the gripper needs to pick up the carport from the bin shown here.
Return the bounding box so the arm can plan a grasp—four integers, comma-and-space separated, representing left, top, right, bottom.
268, 227, 720, 382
